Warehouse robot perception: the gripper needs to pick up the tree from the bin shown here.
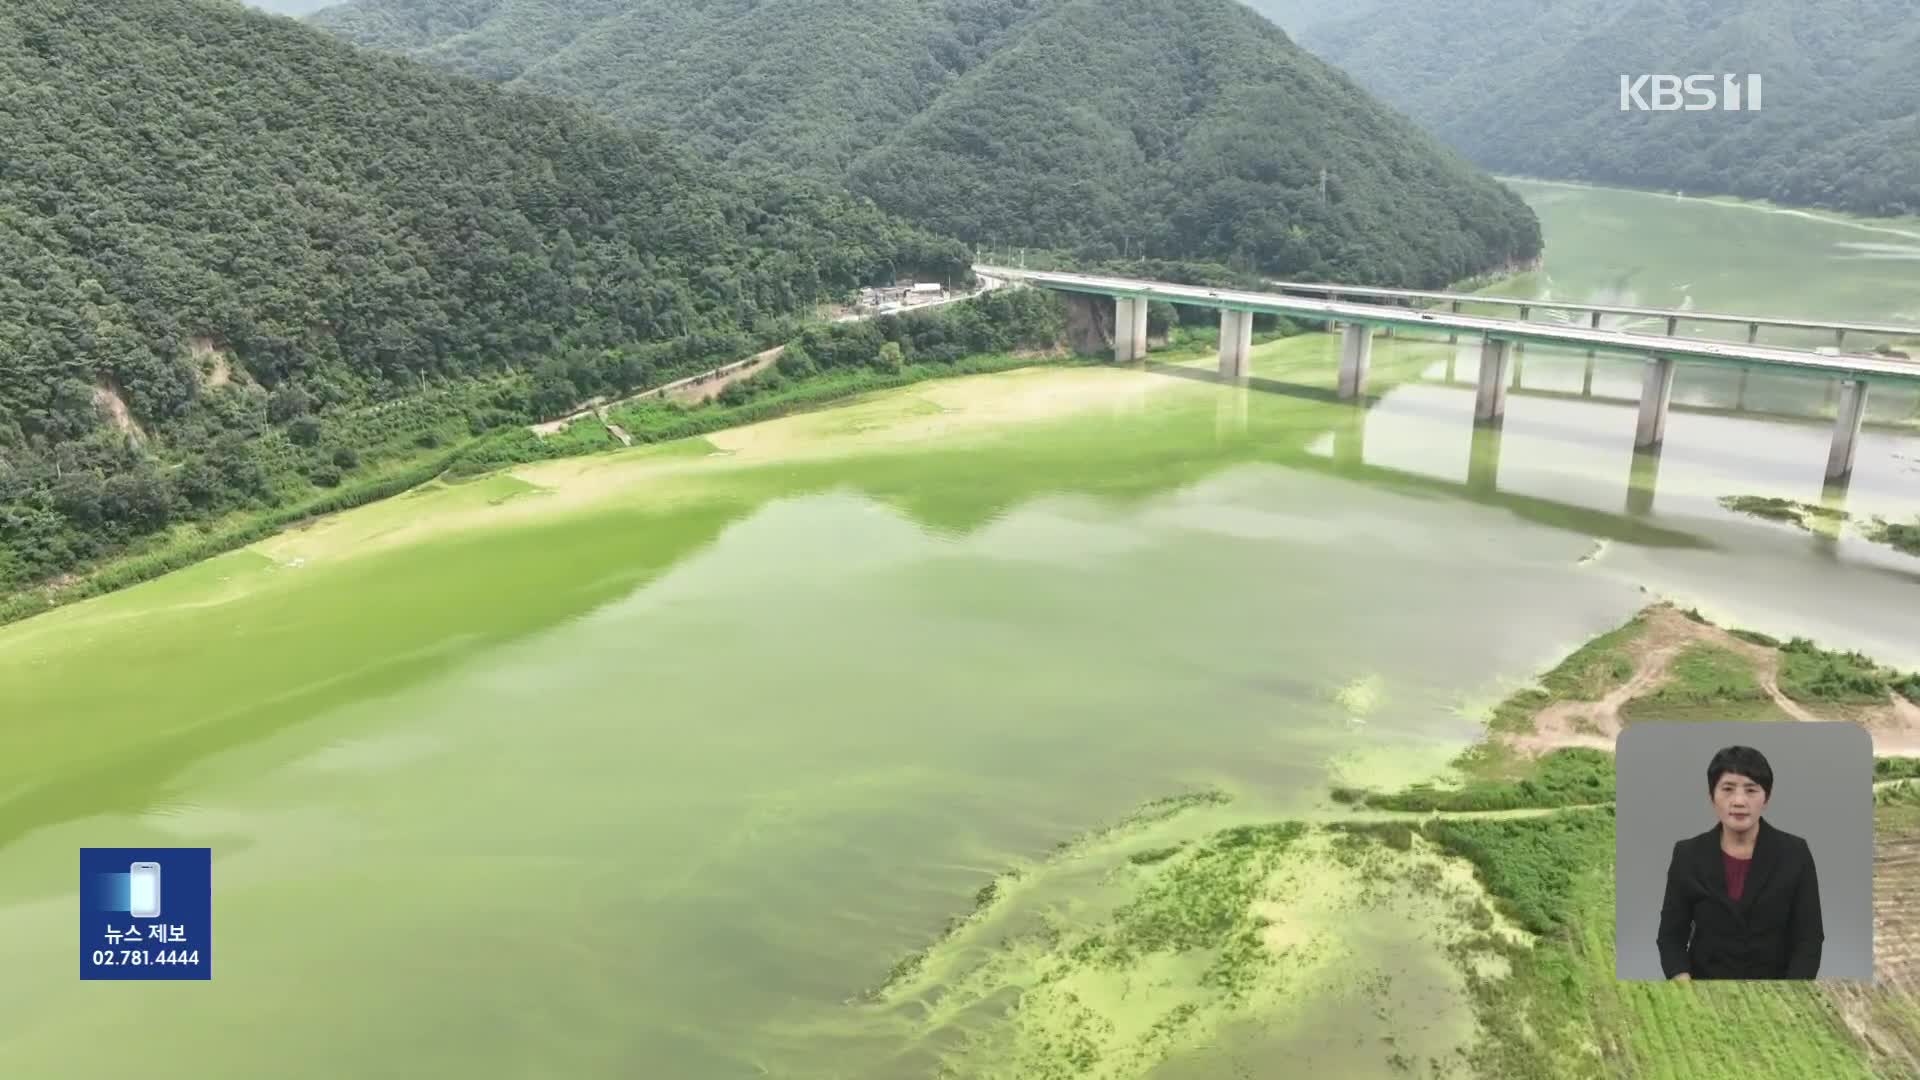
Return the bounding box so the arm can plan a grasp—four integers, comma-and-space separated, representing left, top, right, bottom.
287, 416, 322, 446
268, 385, 314, 422
777, 342, 816, 377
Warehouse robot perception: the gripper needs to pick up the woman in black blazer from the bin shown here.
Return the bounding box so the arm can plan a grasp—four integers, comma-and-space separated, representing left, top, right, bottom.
1657, 745, 1823, 980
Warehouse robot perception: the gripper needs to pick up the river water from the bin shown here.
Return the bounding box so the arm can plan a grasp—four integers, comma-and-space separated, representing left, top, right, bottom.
1, 183, 1916, 1077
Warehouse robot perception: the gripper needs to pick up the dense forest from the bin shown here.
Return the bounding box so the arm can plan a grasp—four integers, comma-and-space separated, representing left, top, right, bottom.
0, 0, 967, 592
315, 0, 1049, 175
240, 0, 339, 14
1245, 0, 1920, 217
313, 0, 1543, 284
844, 0, 1540, 284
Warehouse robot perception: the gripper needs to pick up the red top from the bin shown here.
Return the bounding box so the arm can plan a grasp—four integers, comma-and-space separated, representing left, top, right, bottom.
1724, 852, 1752, 901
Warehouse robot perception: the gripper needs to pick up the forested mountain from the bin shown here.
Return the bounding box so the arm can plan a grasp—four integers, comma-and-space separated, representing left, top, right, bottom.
313, 0, 1543, 285
1243, 0, 1920, 217
241, 0, 339, 14
0, 0, 965, 588
315, 0, 1047, 176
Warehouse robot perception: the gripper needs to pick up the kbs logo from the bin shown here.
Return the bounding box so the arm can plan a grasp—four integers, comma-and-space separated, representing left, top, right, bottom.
1619, 74, 1762, 111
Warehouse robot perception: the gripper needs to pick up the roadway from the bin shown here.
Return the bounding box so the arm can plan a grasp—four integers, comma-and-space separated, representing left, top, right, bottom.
1265, 281, 1920, 340
975, 265, 1920, 385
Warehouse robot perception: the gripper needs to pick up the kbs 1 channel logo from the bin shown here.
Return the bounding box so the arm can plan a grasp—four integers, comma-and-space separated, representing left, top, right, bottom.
1620, 73, 1762, 112
79, 848, 212, 980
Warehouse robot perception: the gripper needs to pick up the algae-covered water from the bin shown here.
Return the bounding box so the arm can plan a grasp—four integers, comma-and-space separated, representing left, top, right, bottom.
2, 185, 1918, 1078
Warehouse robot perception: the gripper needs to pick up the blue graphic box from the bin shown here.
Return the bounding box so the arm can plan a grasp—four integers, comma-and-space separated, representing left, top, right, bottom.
79, 847, 212, 980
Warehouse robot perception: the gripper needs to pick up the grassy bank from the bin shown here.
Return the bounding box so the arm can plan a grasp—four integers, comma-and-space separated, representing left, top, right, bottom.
867, 596, 1920, 1077
0, 291, 1081, 628
0, 354, 1061, 628
0, 444, 476, 626
1328, 609, 1920, 1077
446, 351, 1088, 479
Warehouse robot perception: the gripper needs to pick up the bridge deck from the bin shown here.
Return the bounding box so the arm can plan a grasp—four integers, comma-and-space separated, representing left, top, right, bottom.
976, 266, 1920, 384
1266, 280, 1920, 339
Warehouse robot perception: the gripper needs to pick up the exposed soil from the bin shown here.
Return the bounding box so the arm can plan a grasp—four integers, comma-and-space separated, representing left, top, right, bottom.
89, 378, 146, 442
664, 344, 782, 405
190, 337, 234, 388
530, 346, 785, 438
1505, 604, 1915, 756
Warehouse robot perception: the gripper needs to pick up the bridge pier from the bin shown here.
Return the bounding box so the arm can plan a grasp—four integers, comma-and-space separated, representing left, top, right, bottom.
1448, 299, 1460, 343
1114, 296, 1148, 362
1747, 322, 1760, 344
1586, 310, 1602, 363
1337, 323, 1372, 400
1474, 337, 1512, 423
1665, 315, 1679, 336
1218, 309, 1253, 379
1826, 378, 1869, 481
1634, 356, 1677, 449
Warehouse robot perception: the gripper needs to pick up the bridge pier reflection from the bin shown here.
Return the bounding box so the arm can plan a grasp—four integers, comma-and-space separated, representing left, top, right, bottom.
1333, 402, 1367, 469
1810, 478, 1851, 560
1215, 383, 1249, 442
1467, 420, 1502, 496
1625, 447, 1662, 517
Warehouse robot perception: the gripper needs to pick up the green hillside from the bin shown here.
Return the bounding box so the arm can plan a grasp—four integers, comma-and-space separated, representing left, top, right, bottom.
313, 0, 1544, 284
1243, 0, 1920, 217
0, 0, 966, 590
846, 0, 1539, 283
316, 0, 1048, 175
242, 0, 340, 14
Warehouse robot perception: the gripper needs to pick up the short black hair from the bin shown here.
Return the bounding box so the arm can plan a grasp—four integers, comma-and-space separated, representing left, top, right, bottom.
1708, 745, 1774, 798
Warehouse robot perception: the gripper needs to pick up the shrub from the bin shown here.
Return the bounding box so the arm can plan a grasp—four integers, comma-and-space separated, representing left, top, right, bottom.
287, 416, 322, 446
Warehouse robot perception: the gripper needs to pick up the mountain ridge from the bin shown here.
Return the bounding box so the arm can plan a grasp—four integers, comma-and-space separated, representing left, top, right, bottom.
312, 0, 1544, 285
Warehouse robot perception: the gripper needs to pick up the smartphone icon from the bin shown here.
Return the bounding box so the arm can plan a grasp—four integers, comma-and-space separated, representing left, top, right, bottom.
128, 862, 162, 919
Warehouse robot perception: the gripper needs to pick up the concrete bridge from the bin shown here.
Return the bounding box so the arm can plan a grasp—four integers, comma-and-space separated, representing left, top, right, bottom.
1267, 280, 1920, 351
974, 265, 1920, 483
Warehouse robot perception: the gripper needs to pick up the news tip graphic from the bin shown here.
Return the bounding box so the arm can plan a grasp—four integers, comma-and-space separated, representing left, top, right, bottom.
80, 848, 212, 980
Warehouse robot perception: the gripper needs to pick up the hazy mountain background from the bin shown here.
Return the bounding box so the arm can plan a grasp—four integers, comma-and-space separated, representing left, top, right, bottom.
1242, 0, 1920, 216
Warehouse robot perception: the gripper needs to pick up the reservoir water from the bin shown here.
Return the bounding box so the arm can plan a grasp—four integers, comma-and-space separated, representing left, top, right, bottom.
1, 183, 1916, 1077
